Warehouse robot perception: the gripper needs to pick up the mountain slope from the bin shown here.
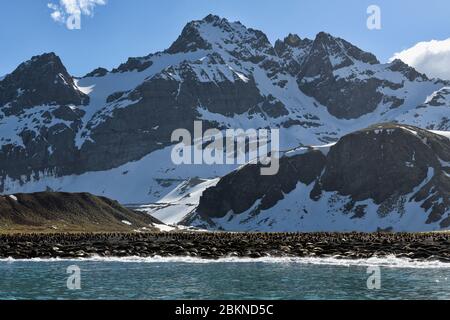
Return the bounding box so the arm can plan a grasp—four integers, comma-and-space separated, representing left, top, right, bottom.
0, 52, 89, 115
184, 124, 450, 232
0, 192, 162, 233
0, 14, 449, 207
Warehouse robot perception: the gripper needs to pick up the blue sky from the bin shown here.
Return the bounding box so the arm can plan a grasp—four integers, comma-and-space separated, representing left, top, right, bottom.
1, 0, 450, 77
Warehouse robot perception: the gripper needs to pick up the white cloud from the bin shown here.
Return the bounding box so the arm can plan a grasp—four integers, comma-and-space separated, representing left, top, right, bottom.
48, 0, 106, 28
390, 38, 450, 80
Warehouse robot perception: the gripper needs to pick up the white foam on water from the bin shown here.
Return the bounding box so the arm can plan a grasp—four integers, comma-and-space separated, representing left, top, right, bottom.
1, 255, 450, 269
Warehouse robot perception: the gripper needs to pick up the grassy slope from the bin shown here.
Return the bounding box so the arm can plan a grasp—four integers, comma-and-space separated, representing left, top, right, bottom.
0, 192, 162, 233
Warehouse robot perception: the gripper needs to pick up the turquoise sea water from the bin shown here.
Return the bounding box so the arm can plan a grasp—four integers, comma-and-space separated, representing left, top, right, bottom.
0, 256, 449, 300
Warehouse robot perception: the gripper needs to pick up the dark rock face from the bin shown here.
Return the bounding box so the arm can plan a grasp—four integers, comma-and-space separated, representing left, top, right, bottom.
388, 59, 428, 82
275, 34, 313, 76
112, 57, 153, 73
0, 53, 86, 181
58, 62, 267, 174
0, 53, 89, 116
166, 17, 213, 54
312, 124, 450, 225
0, 54, 89, 180
261, 97, 289, 118
78, 76, 196, 172
194, 151, 326, 219
156, 62, 264, 117
300, 76, 385, 119
296, 33, 386, 119
309, 32, 379, 66
425, 87, 450, 107
275, 34, 312, 57
83, 67, 109, 78
0, 124, 82, 182
317, 125, 440, 203
52, 105, 85, 121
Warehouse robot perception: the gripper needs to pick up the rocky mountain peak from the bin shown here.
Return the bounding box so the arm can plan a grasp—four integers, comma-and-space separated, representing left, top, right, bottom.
166, 14, 234, 54
0, 52, 88, 115
275, 34, 312, 52
166, 14, 274, 59
112, 56, 153, 74
284, 33, 303, 47
83, 67, 109, 78
295, 32, 400, 119
202, 13, 228, 24
388, 58, 429, 81
166, 23, 210, 54
274, 34, 312, 73
30, 52, 60, 64
309, 32, 379, 70
14, 52, 75, 83
2, 52, 67, 83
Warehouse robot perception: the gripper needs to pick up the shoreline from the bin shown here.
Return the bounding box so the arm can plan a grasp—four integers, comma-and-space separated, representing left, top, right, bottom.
2, 255, 450, 270
1, 232, 450, 262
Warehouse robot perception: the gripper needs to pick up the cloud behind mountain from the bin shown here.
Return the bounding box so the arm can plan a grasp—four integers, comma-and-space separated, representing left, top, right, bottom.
390, 38, 450, 80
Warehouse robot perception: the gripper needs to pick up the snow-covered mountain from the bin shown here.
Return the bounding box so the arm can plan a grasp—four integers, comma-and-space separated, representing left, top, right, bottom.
1, 14, 450, 231
184, 123, 450, 232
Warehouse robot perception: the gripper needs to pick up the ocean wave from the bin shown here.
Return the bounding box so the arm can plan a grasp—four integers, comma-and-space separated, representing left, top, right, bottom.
1, 255, 450, 269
